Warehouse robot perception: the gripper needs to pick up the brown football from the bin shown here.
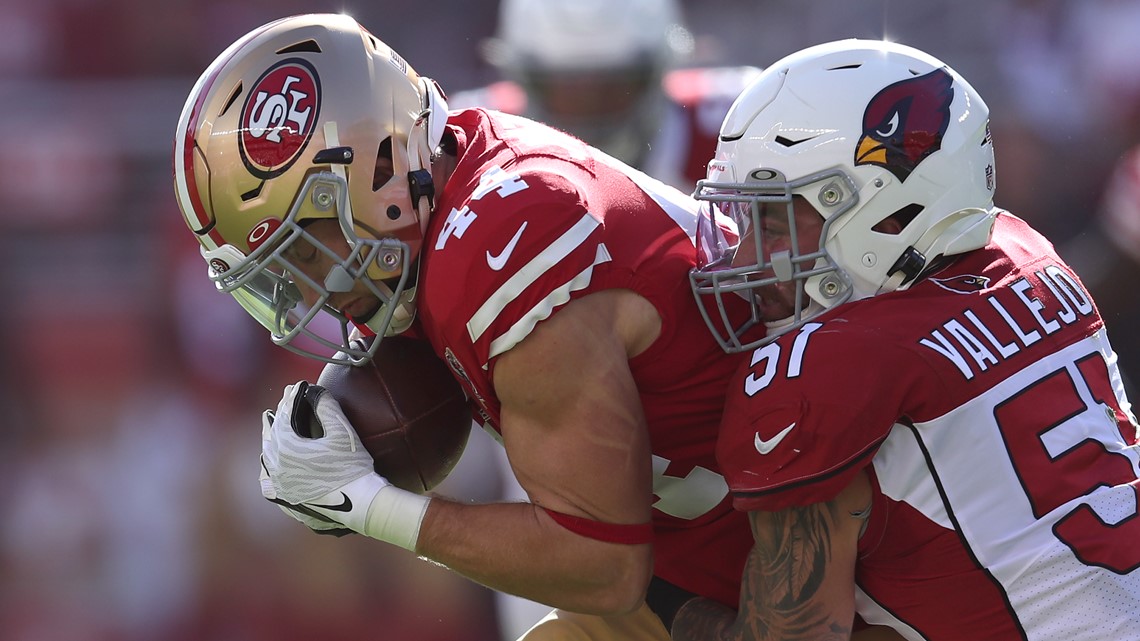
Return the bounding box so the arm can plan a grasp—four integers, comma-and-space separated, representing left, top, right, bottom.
317, 336, 471, 494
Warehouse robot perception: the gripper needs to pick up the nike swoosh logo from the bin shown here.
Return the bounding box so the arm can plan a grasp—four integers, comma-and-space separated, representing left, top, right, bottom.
775, 134, 819, 147
304, 492, 353, 513
754, 422, 797, 455
486, 222, 528, 271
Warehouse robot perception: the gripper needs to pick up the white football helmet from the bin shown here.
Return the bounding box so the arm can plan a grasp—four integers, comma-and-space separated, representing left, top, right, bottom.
483, 0, 692, 165
691, 39, 998, 353
173, 14, 448, 364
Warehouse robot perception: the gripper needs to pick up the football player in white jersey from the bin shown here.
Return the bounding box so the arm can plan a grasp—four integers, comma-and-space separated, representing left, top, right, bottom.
672, 39, 1140, 641
449, 0, 759, 193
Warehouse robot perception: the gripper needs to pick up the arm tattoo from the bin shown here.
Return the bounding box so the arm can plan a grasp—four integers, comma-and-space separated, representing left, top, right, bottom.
672, 495, 869, 640
737, 501, 852, 640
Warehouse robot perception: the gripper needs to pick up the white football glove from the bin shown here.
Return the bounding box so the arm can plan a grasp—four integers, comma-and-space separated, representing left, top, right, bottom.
259, 381, 431, 551
271, 503, 355, 537
258, 447, 354, 538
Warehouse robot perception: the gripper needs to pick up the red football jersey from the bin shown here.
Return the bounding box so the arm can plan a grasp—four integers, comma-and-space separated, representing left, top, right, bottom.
415, 108, 753, 606
717, 212, 1140, 640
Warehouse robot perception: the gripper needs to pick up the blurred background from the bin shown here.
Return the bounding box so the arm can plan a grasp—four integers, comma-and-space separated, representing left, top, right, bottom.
3, 1, 1140, 640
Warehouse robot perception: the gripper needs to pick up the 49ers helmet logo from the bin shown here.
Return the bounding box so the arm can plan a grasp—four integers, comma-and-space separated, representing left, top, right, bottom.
239, 58, 321, 179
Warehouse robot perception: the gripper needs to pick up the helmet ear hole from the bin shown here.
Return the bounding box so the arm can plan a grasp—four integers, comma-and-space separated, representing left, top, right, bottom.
219, 82, 243, 116
874, 203, 924, 235
276, 39, 322, 55
373, 137, 395, 191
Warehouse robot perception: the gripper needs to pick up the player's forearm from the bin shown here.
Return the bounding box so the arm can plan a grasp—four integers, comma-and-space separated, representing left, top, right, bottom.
415, 497, 652, 614
674, 491, 867, 641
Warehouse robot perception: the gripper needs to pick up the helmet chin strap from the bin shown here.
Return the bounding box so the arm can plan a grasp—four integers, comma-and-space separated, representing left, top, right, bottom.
406, 76, 449, 232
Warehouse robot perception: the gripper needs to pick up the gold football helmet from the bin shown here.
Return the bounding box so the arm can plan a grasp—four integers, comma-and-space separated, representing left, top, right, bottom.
173, 13, 448, 364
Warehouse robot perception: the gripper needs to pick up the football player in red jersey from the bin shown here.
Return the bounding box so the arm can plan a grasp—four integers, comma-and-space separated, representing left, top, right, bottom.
173, 13, 760, 641
672, 40, 1140, 641
448, 1, 759, 636
449, 0, 760, 193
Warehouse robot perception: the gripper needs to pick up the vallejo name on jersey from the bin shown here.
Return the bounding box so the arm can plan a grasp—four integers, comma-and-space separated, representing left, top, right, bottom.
918, 263, 1095, 381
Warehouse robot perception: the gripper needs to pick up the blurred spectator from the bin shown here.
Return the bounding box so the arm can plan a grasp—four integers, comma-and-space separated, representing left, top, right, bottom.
450, 0, 759, 191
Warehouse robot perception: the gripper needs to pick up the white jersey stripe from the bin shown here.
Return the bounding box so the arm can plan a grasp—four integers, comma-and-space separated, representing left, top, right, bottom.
467, 213, 601, 343
872, 422, 954, 529
484, 243, 612, 364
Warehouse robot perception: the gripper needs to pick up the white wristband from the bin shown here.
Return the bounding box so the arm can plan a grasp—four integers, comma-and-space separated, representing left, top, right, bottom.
363, 484, 431, 552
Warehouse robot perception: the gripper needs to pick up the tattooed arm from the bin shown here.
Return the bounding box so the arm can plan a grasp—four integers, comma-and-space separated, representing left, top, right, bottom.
672, 471, 873, 641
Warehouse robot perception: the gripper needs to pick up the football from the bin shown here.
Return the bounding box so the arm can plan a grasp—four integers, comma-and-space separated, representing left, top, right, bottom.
317, 336, 471, 494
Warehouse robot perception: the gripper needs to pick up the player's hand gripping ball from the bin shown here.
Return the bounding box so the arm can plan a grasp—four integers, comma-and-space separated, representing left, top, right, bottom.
317, 336, 471, 493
